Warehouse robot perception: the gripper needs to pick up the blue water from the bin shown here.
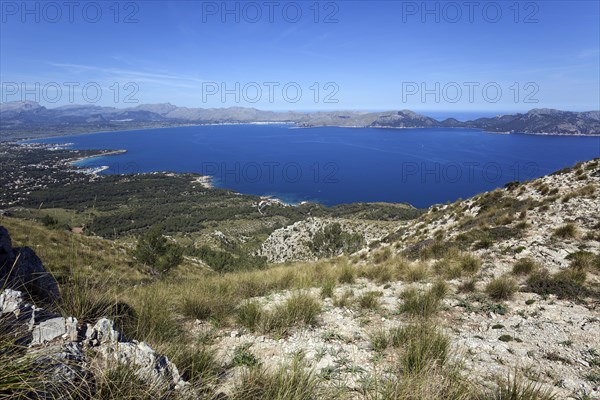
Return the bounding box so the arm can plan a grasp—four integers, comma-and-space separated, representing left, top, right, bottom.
34, 125, 600, 208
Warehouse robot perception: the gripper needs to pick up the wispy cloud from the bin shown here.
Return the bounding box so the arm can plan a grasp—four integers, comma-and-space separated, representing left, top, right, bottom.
48, 62, 207, 87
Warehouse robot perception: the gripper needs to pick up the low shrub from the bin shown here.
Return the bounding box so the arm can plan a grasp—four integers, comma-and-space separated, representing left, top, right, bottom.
395, 323, 450, 374
373, 247, 392, 264
458, 279, 477, 293
232, 359, 321, 400
568, 251, 600, 272
553, 223, 578, 239
485, 276, 518, 301
403, 262, 429, 282
262, 293, 321, 335
460, 254, 482, 275
332, 289, 354, 308
237, 301, 263, 331
308, 223, 364, 257
399, 285, 445, 318
133, 226, 183, 273
320, 279, 335, 299
478, 371, 557, 400
93, 364, 170, 399
337, 264, 355, 284
512, 258, 539, 275
526, 270, 590, 300
357, 291, 381, 309
232, 343, 259, 367
360, 263, 394, 283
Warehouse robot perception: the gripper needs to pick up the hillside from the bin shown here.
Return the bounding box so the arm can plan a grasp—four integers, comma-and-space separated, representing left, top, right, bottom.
2, 101, 598, 140
1, 158, 599, 399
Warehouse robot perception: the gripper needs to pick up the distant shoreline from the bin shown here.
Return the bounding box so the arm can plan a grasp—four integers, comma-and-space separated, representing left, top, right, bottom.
69, 149, 127, 175
12, 122, 600, 143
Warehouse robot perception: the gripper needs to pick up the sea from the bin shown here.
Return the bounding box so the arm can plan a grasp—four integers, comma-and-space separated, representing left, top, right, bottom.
33, 124, 600, 208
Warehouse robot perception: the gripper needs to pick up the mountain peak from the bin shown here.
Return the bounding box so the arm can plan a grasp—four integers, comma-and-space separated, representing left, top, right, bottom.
0, 100, 43, 112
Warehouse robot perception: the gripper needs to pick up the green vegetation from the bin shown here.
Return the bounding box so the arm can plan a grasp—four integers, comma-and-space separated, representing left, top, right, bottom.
308, 222, 365, 257
433, 251, 481, 279
93, 364, 171, 400
319, 279, 335, 299
357, 291, 381, 309
512, 258, 539, 276
0, 316, 58, 399
235, 293, 322, 335
186, 245, 266, 273
480, 372, 557, 400
553, 223, 578, 239
232, 343, 260, 368
237, 301, 263, 331
2, 154, 598, 399
526, 269, 593, 301
399, 283, 446, 318
41, 214, 59, 228
134, 226, 183, 273
232, 359, 321, 400
485, 276, 518, 301
261, 293, 322, 335
568, 251, 600, 272
458, 278, 477, 293
398, 323, 450, 374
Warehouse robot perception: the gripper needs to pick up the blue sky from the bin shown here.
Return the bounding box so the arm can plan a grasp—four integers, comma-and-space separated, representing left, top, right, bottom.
1, 0, 599, 115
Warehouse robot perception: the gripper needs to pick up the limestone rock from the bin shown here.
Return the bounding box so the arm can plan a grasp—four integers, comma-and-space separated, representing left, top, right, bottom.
0, 226, 61, 304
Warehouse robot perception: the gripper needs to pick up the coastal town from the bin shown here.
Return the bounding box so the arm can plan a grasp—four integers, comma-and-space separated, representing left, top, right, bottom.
0, 142, 114, 208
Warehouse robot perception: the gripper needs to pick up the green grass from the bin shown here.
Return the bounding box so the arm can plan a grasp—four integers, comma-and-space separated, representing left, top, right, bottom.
337, 264, 356, 284
478, 372, 557, 400
403, 262, 430, 282
360, 262, 394, 283
92, 363, 171, 400
553, 223, 578, 239
357, 291, 381, 309
458, 279, 477, 293
333, 289, 354, 308
369, 328, 391, 352
232, 359, 322, 400
261, 293, 322, 335
237, 300, 263, 331
0, 316, 64, 399
434, 252, 481, 279
166, 344, 220, 386
568, 251, 600, 272
398, 323, 450, 374
526, 269, 591, 300
320, 279, 335, 299
399, 284, 445, 318
485, 276, 518, 301
512, 258, 539, 276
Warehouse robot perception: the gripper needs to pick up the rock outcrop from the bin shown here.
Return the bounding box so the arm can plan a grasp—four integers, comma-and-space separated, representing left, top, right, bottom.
258, 218, 396, 263
0, 225, 61, 304
1, 288, 189, 398
0, 226, 189, 398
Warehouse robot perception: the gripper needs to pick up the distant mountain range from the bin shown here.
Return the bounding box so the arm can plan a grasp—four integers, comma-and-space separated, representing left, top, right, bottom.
0, 101, 598, 140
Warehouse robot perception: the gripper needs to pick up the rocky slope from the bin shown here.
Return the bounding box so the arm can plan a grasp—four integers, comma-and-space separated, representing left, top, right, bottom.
257, 217, 397, 263
0, 227, 189, 399
1, 158, 599, 399
204, 158, 600, 398
1, 289, 190, 397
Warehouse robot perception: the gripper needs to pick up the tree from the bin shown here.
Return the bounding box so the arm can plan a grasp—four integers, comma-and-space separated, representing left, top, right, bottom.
308, 223, 364, 258
134, 226, 183, 273
41, 214, 58, 227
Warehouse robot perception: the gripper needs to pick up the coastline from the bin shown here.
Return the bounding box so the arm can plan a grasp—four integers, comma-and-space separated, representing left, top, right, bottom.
8, 121, 600, 143
69, 149, 127, 175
